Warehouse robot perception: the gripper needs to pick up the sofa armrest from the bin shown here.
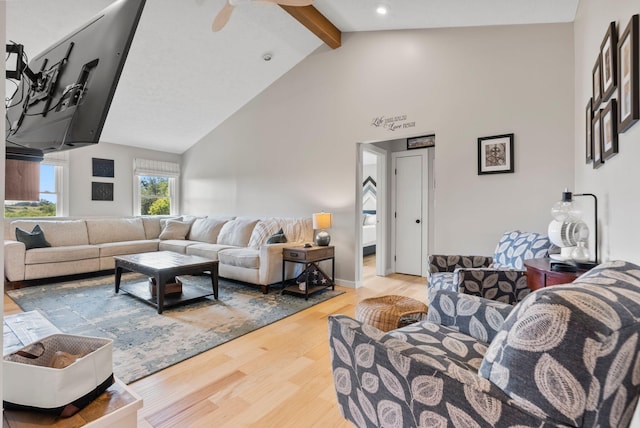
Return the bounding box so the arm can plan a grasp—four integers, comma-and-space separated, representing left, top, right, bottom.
428, 254, 492, 274
427, 289, 513, 343
258, 242, 304, 285
328, 314, 551, 427
4, 240, 26, 282
455, 268, 530, 304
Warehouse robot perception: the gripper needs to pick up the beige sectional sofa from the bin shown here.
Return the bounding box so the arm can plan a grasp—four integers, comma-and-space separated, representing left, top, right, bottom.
4, 215, 313, 293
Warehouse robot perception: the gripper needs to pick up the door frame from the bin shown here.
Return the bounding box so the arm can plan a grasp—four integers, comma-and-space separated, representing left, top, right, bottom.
355, 143, 388, 287
391, 149, 429, 277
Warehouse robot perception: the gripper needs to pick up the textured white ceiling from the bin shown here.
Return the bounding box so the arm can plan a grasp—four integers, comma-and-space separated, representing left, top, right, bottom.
6, 0, 579, 154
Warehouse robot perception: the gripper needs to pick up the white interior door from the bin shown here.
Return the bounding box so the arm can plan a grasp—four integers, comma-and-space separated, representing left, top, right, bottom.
394, 154, 423, 275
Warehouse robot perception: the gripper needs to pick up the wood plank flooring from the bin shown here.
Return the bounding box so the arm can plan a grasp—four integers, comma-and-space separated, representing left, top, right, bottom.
3, 255, 427, 427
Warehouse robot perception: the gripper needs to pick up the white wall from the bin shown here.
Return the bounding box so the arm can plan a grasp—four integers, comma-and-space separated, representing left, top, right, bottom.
66, 142, 180, 217
182, 24, 575, 285
574, 0, 640, 264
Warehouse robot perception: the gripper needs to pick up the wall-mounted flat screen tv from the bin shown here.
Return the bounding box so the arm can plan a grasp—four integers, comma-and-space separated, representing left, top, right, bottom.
5, 0, 146, 161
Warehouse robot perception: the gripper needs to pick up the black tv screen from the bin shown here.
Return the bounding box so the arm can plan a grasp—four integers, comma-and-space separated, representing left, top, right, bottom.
5, 0, 146, 160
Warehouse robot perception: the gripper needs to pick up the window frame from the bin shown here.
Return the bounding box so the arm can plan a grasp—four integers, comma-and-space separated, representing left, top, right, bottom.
132, 159, 180, 216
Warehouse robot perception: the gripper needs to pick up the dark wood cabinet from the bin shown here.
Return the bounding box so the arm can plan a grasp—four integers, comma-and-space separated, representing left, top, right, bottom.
524, 258, 588, 291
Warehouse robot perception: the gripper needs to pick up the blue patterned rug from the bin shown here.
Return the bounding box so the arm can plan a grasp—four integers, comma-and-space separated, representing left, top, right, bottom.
6, 273, 343, 384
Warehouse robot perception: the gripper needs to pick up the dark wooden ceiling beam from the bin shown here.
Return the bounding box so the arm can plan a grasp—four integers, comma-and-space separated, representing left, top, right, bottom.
279, 5, 341, 49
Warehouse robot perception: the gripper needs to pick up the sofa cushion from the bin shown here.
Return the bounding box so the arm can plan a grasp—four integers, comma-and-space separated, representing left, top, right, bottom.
188, 217, 231, 243
24, 245, 99, 264
15, 225, 51, 250
159, 220, 192, 240
97, 240, 159, 258
141, 217, 162, 239
185, 243, 238, 261
11, 220, 89, 247
280, 217, 313, 243
217, 218, 259, 247
218, 248, 260, 269
158, 239, 196, 254
248, 219, 281, 248
479, 260, 640, 426
86, 218, 146, 245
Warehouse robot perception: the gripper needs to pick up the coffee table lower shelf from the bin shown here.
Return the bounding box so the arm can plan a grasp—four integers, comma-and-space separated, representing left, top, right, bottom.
119, 280, 216, 310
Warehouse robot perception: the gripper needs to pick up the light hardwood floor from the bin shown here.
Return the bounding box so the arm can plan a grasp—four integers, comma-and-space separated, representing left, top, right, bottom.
3, 255, 427, 427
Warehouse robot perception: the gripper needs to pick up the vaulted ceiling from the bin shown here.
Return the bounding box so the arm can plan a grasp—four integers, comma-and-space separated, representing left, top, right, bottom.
6, 0, 579, 154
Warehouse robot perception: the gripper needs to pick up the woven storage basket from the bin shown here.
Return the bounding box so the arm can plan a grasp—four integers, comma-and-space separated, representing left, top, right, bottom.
4, 334, 113, 414
355, 295, 428, 332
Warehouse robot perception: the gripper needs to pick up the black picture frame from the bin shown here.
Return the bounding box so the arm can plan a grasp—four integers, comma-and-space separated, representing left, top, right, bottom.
92, 158, 115, 178
593, 53, 602, 107
601, 99, 619, 161
600, 21, 618, 102
92, 182, 114, 201
407, 134, 435, 150
586, 98, 593, 163
592, 110, 604, 169
477, 133, 514, 175
618, 14, 639, 133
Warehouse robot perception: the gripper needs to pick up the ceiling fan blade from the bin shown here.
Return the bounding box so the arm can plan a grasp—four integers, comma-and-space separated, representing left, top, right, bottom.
212, 2, 235, 32
264, 0, 313, 6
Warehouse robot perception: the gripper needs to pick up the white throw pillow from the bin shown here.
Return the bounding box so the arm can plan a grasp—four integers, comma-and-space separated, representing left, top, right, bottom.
159, 220, 192, 240
217, 218, 259, 247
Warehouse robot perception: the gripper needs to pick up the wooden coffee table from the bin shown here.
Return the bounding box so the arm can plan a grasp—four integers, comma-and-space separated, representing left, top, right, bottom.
114, 251, 218, 314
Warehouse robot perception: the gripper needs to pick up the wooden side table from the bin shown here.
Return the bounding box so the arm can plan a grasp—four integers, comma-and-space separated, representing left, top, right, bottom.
281, 245, 335, 300
524, 258, 588, 291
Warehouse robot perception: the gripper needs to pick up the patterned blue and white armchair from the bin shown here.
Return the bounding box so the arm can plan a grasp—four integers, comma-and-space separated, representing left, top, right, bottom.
329, 261, 640, 427
427, 230, 552, 304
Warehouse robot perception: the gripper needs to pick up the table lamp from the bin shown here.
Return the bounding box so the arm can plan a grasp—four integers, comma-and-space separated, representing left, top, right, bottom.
313, 212, 332, 246
548, 189, 598, 267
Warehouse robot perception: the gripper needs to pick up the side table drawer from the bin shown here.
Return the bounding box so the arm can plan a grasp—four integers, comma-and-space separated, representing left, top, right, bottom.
283, 246, 334, 261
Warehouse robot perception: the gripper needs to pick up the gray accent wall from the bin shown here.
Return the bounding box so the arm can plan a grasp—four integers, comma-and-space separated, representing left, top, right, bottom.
181, 24, 574, 285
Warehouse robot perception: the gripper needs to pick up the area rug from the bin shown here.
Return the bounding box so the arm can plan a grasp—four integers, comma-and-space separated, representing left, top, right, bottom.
6, 273, 343, 384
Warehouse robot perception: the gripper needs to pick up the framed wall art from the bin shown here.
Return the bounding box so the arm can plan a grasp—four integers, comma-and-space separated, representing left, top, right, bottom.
92, 158, 115, 178
592, 54, 602, 107
618, 14, 639, 133
407, 134, 435, 150
92, 182, 114, 201
477, 133, 514, 175
592, 110, 604, 169
600, 21, 618, 102
601, 99, 619, 161
585, 98, 593, 163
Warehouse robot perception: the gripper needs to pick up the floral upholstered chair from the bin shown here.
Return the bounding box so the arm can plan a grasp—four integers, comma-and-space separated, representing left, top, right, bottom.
329, 261, 640, 427
427, 230, 552, 304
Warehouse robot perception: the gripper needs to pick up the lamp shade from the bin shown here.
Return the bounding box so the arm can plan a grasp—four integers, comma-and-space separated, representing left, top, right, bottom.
313, 212, 332, 230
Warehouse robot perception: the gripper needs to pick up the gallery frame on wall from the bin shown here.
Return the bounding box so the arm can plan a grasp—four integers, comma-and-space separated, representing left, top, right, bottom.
92, 182, 114, 201
592, 54, 603, 107
92, 158, 115, 178
600, 21, 618, 102
477, 133, 514, 175
407, 134, 435, 150
601, 99, 619, 161
592, 110, 604, 169
585, 98, 593, 163
618, 14, 639, 133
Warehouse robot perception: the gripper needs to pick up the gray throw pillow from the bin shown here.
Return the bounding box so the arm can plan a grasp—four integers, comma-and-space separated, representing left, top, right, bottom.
15, 224, 51, 250
266, 228, 287, 244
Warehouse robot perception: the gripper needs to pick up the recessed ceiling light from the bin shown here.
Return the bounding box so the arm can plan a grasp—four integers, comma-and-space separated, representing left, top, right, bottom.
376, 6, 387, 15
